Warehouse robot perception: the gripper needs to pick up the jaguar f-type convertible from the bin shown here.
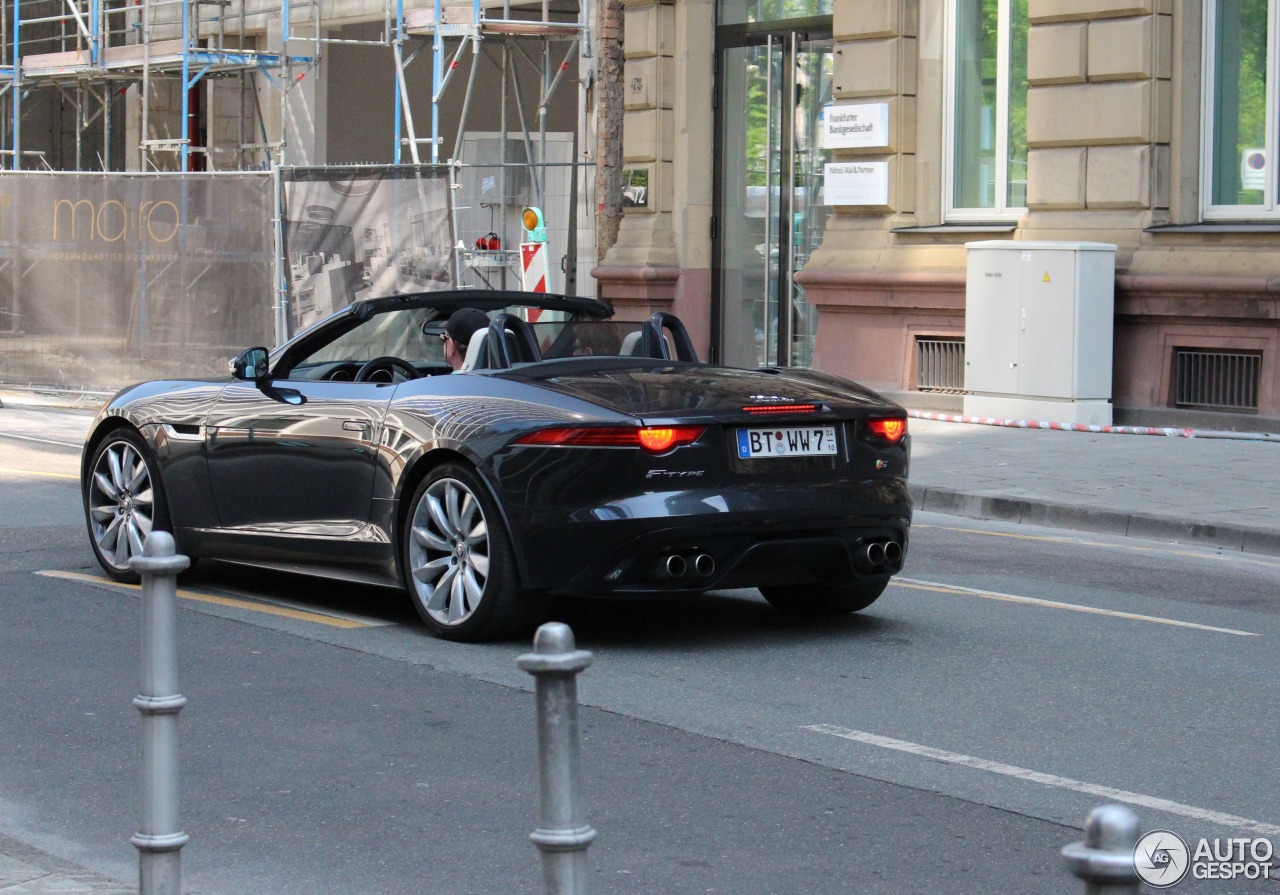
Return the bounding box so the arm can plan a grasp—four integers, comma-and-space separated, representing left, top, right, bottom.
82, 290, 911, 641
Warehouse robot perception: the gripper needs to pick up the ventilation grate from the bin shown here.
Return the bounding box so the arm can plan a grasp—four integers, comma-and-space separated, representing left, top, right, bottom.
917, 337, 966, 393
1173, 348, 1261, 413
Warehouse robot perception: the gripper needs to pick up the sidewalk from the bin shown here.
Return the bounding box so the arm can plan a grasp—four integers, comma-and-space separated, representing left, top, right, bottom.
0, 834, 131, 895
907, 412, 1280, 556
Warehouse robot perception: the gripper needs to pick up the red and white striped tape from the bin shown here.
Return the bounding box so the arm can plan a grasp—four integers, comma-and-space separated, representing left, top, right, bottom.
907, 410, 1196, 438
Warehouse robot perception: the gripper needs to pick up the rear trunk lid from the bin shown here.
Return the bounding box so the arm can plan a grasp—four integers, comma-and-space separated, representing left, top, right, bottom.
508, 361, 901, 422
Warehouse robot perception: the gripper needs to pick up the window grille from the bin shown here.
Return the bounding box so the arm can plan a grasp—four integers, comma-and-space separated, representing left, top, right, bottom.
1173, 349, 1261, 413
916, 337, 966, 393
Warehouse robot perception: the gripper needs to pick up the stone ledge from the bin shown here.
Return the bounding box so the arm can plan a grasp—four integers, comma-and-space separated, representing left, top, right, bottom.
909, 484, 1280, 558
590, 265, 680, 304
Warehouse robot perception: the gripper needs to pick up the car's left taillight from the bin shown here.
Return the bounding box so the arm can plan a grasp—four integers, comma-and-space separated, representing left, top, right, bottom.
514, 425, 706, 454
866, 417, 907, 444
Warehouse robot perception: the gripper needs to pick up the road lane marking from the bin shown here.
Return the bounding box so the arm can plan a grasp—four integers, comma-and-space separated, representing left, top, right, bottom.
804, 724, 1280, 838
0, 466, 78, 480
892, 577, 1257, 637
0, 431, 82, 449
37, 570, 384, 629
183, 583, 399, 627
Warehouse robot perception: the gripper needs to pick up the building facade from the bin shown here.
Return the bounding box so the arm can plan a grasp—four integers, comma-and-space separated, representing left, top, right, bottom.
598, 0, 1280, 430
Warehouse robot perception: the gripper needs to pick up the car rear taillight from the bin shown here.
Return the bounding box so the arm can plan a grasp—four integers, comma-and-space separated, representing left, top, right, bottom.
514, 425, 705, 453
867, 417, 907, 443
742, 403, 818, 415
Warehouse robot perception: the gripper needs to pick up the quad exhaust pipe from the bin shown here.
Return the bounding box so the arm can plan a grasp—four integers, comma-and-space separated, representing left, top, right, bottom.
655, 552, 716, 581
859, 538, 904, 572
663, 554, 687, 579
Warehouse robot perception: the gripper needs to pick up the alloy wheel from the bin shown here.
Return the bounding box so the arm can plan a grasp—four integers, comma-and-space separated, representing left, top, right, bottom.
88, 438, 157, 573
408, 477, 491, 626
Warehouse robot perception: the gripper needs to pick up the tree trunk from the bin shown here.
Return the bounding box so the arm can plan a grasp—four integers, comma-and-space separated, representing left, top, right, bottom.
594, 0, 624, 262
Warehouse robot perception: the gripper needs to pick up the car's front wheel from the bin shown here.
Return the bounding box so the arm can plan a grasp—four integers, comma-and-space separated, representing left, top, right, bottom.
85, 428, 170, 583
759, 577, 889, 616
403, 463, 535, 641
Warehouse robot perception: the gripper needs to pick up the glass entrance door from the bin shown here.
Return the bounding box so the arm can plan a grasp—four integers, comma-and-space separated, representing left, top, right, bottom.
716, 32, 833, 368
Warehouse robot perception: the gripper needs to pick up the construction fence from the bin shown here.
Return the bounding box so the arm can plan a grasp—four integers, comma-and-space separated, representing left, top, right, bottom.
0, 160, 591, 392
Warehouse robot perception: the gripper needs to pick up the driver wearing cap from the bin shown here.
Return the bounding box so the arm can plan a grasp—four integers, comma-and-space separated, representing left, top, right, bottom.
442, 308, 490, 371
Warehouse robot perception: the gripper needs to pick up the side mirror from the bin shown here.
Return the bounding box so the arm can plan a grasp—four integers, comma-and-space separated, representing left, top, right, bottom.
231, 347, 270, 381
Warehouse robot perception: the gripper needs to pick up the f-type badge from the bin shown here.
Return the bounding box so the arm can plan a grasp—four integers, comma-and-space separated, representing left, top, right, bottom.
875, 460, 889, 470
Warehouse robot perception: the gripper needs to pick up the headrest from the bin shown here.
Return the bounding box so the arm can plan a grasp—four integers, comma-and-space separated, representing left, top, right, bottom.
620, 331, 644, 356
458, 328, 490, 372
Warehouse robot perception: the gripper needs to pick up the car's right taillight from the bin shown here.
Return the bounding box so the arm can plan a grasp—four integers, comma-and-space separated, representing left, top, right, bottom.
867, 417, 907, 443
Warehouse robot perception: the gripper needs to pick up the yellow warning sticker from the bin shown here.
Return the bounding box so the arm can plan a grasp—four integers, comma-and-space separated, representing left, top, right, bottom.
1043, 271, 1051, 283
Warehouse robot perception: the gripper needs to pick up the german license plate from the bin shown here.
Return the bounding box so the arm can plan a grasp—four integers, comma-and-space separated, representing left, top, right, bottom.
736, 426, 838, 458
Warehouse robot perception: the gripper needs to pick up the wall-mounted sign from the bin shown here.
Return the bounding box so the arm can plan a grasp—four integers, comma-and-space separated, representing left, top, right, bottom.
622, 168, 649, 208
824, 162, 889, 206
822, 103, 889, 150
1241, 148, 1267, 191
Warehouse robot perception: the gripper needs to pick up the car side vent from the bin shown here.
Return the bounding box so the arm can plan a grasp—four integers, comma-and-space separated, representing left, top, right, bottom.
916, 337, 965, 393
1173, 348, 1261, 413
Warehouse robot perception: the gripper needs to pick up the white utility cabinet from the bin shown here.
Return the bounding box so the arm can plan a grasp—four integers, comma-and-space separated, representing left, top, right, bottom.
963, 240, 1117, 425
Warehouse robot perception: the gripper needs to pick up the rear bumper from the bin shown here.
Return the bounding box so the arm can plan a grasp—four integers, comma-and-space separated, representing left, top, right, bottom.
506, 482, 911, 597
489, 430, 912, 597
557, 520, 909, 598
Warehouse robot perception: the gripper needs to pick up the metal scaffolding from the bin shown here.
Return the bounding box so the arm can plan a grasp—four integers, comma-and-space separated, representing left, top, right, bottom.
0, 0, 318, 170
394, 0, 588, 166
0, 0, 595, 291
390, 0, 593, 293
0, 0, 588, 172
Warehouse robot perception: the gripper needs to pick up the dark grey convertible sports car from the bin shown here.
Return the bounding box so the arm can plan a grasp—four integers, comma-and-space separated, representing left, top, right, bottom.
82, 290, 911, 641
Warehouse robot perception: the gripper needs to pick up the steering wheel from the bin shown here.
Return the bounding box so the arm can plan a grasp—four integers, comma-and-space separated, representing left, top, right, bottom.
354, 356, 421, 383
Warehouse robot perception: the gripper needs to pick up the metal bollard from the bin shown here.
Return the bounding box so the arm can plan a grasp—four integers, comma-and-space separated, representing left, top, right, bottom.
128, 532, 190, 895
517, 622, 597, 895
1061, 804, 1141, 895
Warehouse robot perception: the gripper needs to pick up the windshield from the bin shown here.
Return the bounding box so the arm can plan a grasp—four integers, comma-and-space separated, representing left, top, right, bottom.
275, 304, 644, 381
302, 307, 441, 368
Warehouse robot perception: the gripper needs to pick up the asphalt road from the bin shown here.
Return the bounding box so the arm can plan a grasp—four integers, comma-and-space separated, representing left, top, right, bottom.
2, 407, 1279, 894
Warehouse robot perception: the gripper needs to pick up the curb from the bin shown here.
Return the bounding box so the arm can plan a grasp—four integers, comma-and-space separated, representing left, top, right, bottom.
0, 833, 132, 895
0, 389, 109, 414
909, 484, 1280, 559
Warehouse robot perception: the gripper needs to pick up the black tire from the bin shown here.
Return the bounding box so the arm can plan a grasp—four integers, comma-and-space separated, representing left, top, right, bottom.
84, 428, 171, 583
759, 577, 889, 616
402, 462, 538, 642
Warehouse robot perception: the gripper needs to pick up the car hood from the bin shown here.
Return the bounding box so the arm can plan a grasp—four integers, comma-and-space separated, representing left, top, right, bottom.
510, 363, 901, 421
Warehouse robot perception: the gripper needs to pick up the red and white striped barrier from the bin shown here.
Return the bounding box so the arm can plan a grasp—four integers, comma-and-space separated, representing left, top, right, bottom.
521, 242, 548, 293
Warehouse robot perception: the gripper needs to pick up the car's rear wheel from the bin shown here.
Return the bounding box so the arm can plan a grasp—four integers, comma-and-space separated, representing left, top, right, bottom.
759, 577, 889, 616
403, 462, 533, 641
85, 429, 170, 583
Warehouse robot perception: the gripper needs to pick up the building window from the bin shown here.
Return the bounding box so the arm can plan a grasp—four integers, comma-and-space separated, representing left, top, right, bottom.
946, 0, 1028, 220
718, 0, 832, 27
1203, 0, 1274, 217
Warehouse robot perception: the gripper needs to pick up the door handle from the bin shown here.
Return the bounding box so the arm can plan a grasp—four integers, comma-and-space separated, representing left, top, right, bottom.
342, 420, 371, 432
